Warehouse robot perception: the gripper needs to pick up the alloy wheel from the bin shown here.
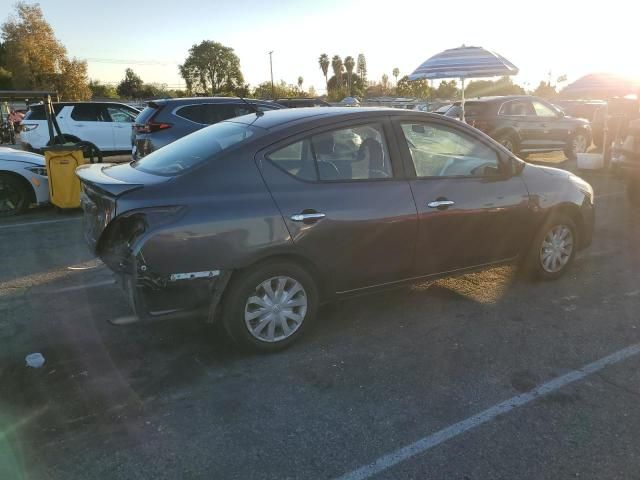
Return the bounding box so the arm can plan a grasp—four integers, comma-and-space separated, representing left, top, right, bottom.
244, 276, 308, 343
539, 225, 574, 273
573, 134, 588, 154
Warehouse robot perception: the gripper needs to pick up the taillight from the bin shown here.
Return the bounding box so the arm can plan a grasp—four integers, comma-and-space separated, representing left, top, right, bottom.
471, 120, 490, 133
134, 122, 172, 134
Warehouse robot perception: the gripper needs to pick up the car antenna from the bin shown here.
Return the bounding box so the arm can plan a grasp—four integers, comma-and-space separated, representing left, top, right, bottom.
239, 97, 263, 117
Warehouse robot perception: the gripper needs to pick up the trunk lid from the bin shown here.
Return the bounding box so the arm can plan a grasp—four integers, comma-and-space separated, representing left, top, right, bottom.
76, 162, 171, 251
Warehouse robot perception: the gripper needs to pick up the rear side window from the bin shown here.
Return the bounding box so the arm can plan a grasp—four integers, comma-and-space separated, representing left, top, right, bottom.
132, 121, 263, 176
24, 104, 64, 120
267, 123, 393, 181
176, 103, 238, 125
71, 104, 106, 121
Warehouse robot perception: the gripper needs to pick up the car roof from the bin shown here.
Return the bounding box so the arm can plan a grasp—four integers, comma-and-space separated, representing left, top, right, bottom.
148, 97, 277, 106
226, 106, 458, 131
30, 101, 134, 108
458, 95, 542, 104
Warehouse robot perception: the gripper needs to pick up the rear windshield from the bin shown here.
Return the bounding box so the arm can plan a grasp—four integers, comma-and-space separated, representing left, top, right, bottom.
132, 121, 263, 176
24, 104, 65, 120
135, 105, 160, 124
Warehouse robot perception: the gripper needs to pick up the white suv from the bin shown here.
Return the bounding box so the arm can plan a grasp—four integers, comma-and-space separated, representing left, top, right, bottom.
21, 102, 139, 154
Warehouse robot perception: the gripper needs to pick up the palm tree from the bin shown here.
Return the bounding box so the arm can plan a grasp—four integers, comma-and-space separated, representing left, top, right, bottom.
331, 55, 343, 88
392, 68, 400, 85
344, 56, 355, 95
297, 76, 304, 96
318, 54, 330, 94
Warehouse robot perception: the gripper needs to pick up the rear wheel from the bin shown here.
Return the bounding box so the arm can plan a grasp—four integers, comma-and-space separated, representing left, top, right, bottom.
0, 173, 30, 217
497, 134, 518, 155
221, 260, 319, 352
524, 213, 577, 280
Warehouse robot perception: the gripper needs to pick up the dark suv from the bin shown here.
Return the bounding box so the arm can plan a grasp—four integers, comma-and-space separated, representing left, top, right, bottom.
444, 96, 592, 159
132, 97, 282, 159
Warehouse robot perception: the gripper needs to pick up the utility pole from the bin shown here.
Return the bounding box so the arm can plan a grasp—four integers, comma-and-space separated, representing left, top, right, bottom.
268, 51, 275, 99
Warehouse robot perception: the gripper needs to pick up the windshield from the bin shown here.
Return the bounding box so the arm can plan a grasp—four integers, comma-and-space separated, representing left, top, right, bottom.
132, 121, 263, 175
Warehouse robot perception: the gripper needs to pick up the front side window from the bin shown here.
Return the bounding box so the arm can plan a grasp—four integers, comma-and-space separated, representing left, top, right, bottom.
400, 122, 501, 177
267, 123, 393, 181
107, 106, 135, 123
532, 101, 558, 118
499, 101, 532, 116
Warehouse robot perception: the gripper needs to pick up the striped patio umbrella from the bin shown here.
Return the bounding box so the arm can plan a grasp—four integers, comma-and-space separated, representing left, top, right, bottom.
561, 73, 639, 99
408, 45, 518, 121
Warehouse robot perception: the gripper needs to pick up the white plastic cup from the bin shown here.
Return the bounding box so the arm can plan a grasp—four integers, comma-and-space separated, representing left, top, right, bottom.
25, 353, 45, 368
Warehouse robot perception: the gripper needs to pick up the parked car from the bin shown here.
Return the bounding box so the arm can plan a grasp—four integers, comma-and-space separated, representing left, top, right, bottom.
443, 95, 592, 160
553, 100, 605, 122
0, 147, 49, 216
616, 119, 640, 206
275, 98, 330, 108
21, 102, 140, 154
131, 97, 282, 159
78, 108, 594, 352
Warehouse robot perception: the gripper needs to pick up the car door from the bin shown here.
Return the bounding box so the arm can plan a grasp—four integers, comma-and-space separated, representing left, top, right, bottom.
68, 104, 115, 151
393, 116, 531, 276
106, 105, 137, 151
531, 99, 567, 148
497, 99, 539, 151
257, 118, 418, 293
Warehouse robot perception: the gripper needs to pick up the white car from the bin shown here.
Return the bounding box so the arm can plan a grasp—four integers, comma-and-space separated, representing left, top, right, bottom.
0, 147, 49, 216
20, 102, 139, 154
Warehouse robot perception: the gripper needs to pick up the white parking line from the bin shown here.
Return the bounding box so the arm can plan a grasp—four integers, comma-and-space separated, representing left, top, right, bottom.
595, 191, 625, 199
45, 279, 115, 293
334, 343, 640, 480
0, 217, 82, 230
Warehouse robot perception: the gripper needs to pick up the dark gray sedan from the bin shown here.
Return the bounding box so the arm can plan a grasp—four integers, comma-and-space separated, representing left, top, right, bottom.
78, 108, 594, 352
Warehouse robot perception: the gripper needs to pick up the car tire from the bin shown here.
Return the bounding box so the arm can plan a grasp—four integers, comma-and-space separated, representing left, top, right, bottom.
628, 179, 640, 207
564, 132, 589, 161
0, 173, 30, 217
497, 133, 518, 155
524, 213, 578, 281
221, 260, 319, 353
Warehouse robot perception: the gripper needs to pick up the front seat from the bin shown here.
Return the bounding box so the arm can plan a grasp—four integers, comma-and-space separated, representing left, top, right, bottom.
358, 138, 388, 178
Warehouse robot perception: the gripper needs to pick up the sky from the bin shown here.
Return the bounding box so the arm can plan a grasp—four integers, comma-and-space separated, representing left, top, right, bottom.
1, 0, 637, 94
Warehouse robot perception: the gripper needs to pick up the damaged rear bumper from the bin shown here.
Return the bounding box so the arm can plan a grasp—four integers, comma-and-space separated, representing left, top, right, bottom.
117, 253, 231, 323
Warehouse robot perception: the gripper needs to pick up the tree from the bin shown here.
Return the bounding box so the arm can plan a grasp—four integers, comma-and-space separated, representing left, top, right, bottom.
297, 76, 303, 94
327, 73, 365, 101
532, 80, 557, 99
344, 56, 355, 95
1, 2, 89, 98
0, 41, 11, 89
434, 80, 459, 99
179, 40, 244, 95
308, 85, 317, 97
253, 79, 300, 99
55, 58, 90, 100
356, 54, 367, 84
392, 67, 400, 85
88, 80, 119, 99
396, 75, 432, 98
318, 53, 330, 93
381, 74, 390, 94
116, 68, 144, 98
464, 76, 525, 98
331, 55, 343, 88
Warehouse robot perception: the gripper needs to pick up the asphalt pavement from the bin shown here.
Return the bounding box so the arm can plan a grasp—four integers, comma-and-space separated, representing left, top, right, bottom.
0, 169, 639, 480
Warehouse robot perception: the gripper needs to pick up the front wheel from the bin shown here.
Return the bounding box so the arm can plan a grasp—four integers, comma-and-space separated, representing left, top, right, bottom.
497, 134, 518, 155
0, 174, 30, 217
221, 261, 319, 352
524, 213, 578, 280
